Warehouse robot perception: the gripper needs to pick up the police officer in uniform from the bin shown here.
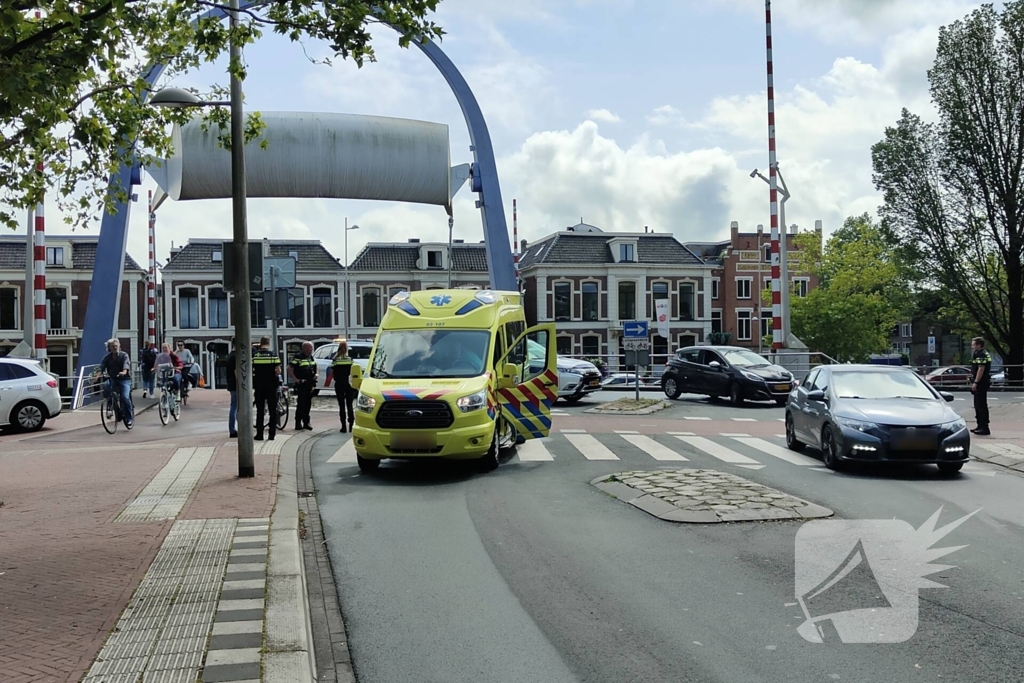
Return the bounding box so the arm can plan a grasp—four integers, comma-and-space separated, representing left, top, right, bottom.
332, 340, 356, 433
289, 341, 316, 431
970, 336, 992, 436
253, 336, 282, 441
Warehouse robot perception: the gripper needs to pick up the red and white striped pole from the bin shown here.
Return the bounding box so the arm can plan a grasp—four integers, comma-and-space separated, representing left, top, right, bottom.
33, 160, 47, 365
766, 0, 782, 350
148, 190, 157, 346
512, 199, 520, 291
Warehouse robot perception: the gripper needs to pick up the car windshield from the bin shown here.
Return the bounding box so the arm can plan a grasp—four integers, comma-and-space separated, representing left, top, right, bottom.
369, 329, 490, 379
832, 371, 937, 399
721, 349, 769, 367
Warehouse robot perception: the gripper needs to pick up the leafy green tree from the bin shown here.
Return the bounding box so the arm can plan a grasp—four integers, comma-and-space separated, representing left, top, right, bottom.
872, 1, 1024, 383
790, 214, 911, 362
0, 1, 442, 230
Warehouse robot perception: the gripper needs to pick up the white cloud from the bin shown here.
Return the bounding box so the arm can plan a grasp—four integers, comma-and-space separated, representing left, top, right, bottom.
584, 108, 621, 123
646, 105, 685, 126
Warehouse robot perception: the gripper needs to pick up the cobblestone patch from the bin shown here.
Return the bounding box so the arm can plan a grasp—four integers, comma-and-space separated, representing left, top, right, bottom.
584, 398, 671, 415
591, 468, 833, 523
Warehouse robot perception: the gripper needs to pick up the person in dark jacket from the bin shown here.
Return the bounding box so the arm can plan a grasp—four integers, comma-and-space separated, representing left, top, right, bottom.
970, 337, 993, 436
253, 336, 282, 441
289, 341, 316, 431
226, 338, 238, 438
140, 340, 157, 398
331, 340, 357, 433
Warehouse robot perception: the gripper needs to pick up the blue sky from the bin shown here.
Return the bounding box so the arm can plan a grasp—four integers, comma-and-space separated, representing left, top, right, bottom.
10, 0, 992, 269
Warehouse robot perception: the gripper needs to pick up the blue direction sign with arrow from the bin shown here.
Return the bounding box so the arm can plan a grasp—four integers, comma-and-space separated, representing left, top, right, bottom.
623, 320, 648, 338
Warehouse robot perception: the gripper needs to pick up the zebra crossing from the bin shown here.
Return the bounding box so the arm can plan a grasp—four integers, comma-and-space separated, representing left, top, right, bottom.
324, 430, 999, 476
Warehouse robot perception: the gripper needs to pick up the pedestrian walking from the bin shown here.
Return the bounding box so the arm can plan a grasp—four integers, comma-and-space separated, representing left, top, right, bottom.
289, 341, 316, 431
252, 336, 282, 441
140, 340, 157, 398
970, 337, 992, 436
331, 341, 356, 433
226, 338, 238, 438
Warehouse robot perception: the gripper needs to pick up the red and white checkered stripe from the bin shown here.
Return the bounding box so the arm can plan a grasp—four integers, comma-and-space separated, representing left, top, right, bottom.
33, 161, 46, 362
148, 190, 157, 345
766, 0, 782, 349
512, 198, 519, 290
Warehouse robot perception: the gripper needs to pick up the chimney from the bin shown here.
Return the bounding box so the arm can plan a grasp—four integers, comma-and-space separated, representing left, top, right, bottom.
520, 239, 528, 253
730, 221, 739, 239
789, 224, 798, 235
814, 219, 823, 234
756, 223, 764, 234
453, 239, 464, 244
408, 238, 420, 243
644, 225, 649, 233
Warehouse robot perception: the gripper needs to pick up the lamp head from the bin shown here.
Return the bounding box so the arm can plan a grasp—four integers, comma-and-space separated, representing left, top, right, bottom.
148, 87, 203, 108
749, 169, 758, 178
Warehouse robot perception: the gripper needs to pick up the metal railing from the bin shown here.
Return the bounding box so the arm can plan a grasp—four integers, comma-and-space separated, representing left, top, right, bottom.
69, 362, 143, 410
908, 364, 1023, 389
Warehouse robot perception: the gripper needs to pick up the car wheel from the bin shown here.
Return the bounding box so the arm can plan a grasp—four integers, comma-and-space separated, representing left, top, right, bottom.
477, 423, 501, 472
663, 376, 683, 400
775, 398, 787, 406
821, 425, 842, 470
356, 454, 380, 473
563, 395, 582, 405
785, 413, 806, 452
937, 462, 964, 475
729, 383, 744, 406
14, 401, 46, 432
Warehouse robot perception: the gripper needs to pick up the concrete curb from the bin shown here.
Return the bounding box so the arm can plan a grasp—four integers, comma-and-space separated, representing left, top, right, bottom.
265, 431, 319, 682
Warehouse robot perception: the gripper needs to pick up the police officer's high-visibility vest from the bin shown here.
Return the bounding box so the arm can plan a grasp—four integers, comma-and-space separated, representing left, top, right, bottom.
252, 348, 281, 388
290, 354, 316, 383
331, 356, 354, 392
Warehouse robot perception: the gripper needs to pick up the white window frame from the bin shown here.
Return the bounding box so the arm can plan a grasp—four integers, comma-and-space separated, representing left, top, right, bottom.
556, 333, 574, 356
651, 279, 671, 320
760, 312, 773, 340
619, 242, 635, 262
426, 249, 444, 269
45, 286, 70, 331
283, 284, 307, 329
0, 286, 19, 331
552, 279, 574, 321
580, 278, 601, 322
617, 279, 638, 321
176, 285, 201, 330
736, 277, 753, 300
580, 333, 602, 358
310, 286, 335, 328
736, 309, 753, 341
793, 277, 810, 298
900, 322, 912, 338
677, 280, 697, 321
360, 285, 383, 328
710, 309, 722, 334
207, 286, 230, 329
711, 278, 720, 300
45, 246, 64, 267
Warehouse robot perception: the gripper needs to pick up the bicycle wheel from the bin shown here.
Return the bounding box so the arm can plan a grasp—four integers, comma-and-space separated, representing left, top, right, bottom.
158, 391, 169, 425
277, 395, 289, 430
171, 393, 180, 421
101, 397, 118, 434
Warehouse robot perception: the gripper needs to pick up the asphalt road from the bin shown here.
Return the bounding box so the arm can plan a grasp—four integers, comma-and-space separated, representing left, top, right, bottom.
311, 395, 1024, 683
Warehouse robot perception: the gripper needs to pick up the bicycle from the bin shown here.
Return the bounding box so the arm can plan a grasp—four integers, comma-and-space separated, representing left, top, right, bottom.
179, 363, 194, 406
101, 376, 134, 434
156, 365, 181, 425
254, 383, 290, 431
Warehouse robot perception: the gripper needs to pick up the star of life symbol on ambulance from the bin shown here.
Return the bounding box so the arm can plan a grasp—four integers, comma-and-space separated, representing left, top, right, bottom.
792, 506, 978, 643
430, 294, 452, 307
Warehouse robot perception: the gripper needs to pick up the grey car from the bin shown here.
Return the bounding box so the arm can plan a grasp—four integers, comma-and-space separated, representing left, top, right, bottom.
785, 364, 970, 474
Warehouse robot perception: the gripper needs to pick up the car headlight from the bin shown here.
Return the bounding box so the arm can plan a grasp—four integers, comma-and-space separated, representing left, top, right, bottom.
456, 389, 488, 413
356, 393, 376, 413
837, 417, 878, 432
740, 371, 764, 382
941, 418, 967, 432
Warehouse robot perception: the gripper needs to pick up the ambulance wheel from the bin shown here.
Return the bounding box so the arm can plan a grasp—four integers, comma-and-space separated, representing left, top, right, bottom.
477, 424, 501, 472
356, 454, 380, 473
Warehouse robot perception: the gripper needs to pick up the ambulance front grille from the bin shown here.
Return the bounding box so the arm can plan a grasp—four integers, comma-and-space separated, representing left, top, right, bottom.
376, 400, 455, 429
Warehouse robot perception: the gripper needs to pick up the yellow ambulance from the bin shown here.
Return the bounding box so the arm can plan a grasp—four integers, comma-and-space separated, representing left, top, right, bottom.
349, 289, 557, 472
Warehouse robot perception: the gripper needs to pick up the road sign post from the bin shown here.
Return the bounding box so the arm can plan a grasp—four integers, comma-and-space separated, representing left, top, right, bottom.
623, 321, 650, 400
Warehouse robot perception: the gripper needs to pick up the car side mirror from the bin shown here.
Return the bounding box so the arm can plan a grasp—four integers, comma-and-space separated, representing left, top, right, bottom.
708, 361, 722, 369
940, 391, 955, 402
806, 389, 827, 402
499, 362, 519, 390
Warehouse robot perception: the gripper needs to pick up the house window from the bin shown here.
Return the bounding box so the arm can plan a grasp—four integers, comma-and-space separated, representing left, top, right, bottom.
46, 288, 67, 329
652, 282, 669, 318
362, 288, 382, 327
178, 287, 200, 329
208, 288, 229, 329
711, 278, 719, 300
619, 243, 635, 262
711, 310, 722, 334
763, 244, 771, 263
212, 250, 223, 262
900, 322, 912, 338
793, 278, 809, 298
427, 250, 443, 268
250, 293, 267, 328
761, 313, 773, 340
0, 289, 17, 330
678, 282, 695, 321
287, 288, 305, 328
553, 281, 571, 321
581, 335, 601, 357
737, 310, 752, 341
582, 282, 599, 321
618, 281, 636, 320
736, 278, 752, 300
763, 277, 772, 295
45, 247, 64, 267
556, 336, 572, 356
312, 288, 332, 328
653, 335, 668, 364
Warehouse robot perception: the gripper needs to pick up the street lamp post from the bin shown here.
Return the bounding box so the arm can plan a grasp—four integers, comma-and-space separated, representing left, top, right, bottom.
343, 219, 359, 339
149, 0, 254, 477
751, 164, 792, 344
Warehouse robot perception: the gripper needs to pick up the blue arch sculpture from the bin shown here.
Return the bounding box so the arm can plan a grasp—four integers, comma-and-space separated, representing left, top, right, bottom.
78, 4, 515, 372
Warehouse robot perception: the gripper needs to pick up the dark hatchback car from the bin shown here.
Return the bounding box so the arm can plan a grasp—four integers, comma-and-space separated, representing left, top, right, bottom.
785, 365, 969, 474
661, 346, 795, 405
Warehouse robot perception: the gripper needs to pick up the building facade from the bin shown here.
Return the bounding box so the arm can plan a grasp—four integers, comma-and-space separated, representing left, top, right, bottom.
160, 239, 347, 388
685, 221, 822, 351
0, 235, 148, 393
519, 224, 715, 368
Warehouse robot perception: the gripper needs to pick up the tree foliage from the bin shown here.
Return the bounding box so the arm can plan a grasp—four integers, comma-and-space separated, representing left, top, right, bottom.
790, 214, 911, 362
0, 0, 443, 230
871, 1, 1024, 380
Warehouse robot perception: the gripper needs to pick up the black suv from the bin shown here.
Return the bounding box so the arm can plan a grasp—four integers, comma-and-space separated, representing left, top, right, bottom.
661, 346, 795, 406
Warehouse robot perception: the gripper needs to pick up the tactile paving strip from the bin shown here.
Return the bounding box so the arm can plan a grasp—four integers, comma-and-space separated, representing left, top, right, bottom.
115, 447, 215, 523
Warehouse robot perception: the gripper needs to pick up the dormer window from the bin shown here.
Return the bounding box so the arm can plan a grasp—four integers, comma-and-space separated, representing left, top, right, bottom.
46, 246, 64, 267
620, 243, 634, 262
427, 249, 443, 268
609, 237, 639, 264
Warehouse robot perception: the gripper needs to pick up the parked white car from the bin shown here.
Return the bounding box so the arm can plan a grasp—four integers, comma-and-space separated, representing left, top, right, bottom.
312, 340, 374, 394
525, 340, 602, 403
0, 358, 62, 431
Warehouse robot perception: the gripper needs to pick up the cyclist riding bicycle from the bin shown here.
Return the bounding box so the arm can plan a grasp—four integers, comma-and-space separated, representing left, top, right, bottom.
100, 338, 134, 428
155, 342, 183, 395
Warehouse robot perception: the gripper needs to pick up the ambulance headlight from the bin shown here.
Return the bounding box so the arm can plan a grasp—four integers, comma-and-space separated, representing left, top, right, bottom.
456, 389, 488, 413
356, 393, 376, 413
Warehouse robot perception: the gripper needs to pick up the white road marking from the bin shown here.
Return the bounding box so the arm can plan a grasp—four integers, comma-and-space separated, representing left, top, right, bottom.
732, 437, 820, 466
620, 434, 689, 461
565, 433, 620, 460
674, 436, 762, 465
683, 416, 712, 421
560, 428, 587, 434
731, 417, 757, 422
667, 431, 696, 436
515, 439, 554, 462
326, 440, 356, 463
719, 432, 750, 437
737, 464, 766, 470
614, 430, 639, 434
